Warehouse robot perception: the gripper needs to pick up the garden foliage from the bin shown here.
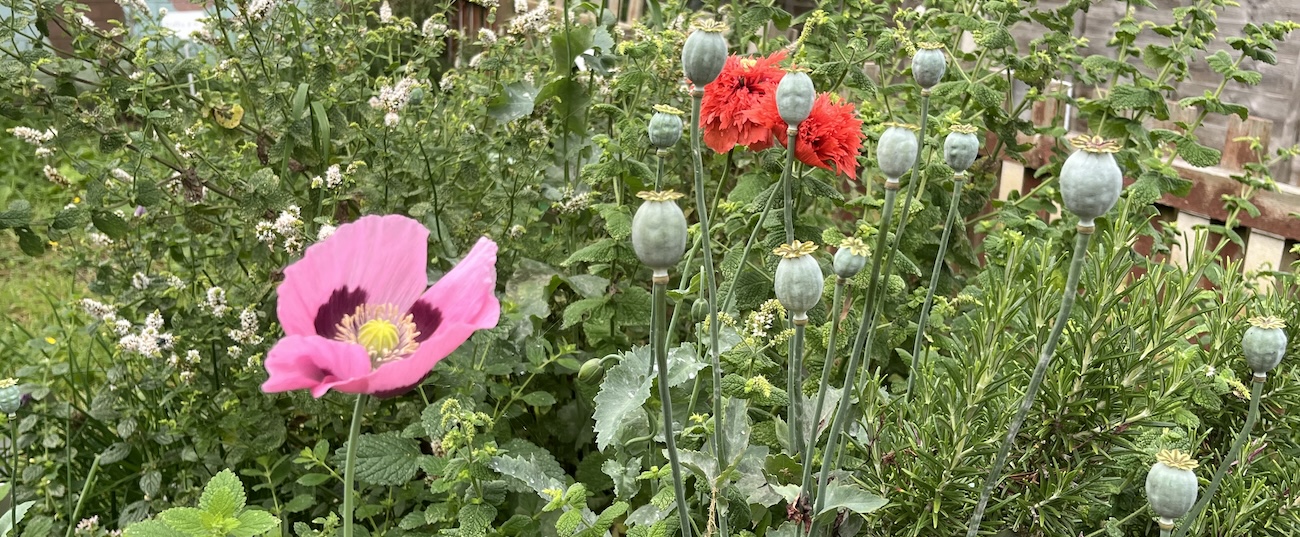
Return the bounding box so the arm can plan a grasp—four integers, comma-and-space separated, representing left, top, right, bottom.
1, 0, 1299, 535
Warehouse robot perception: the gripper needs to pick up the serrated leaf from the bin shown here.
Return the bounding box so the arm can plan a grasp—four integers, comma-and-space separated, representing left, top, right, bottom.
593, 346, 655, 451
1206, 50, 1234, 76
158, 507, 208, 534
562, 238, 619, 266
969, 82, 1003, 109
92, 211, 130, 240
231, 510, 279, 537
295, 473, 331, 487
1177, 138, 1222, 168
1110, 84, 1159, 110
199, 469, 245, 518
100, 442, 131, 465
562, 296, 608, 329
490, 454, 565, 496
555, 509, 584, 537
0, 200, 32, 229
352, 432, 424, 486
140, 470, 162, 498
135, 180, 164, 207
51, 207, 85, 230
488, 81, 539, 123
814, 482, 887, 518
122, 520, 185, 537
596, 204, 632, 240
521, 391, 557, 407
457, 504, 496, 537
0, 500, 33, 537
15, 227, 45, 256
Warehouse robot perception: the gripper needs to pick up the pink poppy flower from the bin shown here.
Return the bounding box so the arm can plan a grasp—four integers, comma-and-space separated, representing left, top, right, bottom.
262, 215, 500, 398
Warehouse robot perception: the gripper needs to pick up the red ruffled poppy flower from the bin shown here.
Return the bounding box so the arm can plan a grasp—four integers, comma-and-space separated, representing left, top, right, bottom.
699, 50, 788, 153
761, 93, 863, 180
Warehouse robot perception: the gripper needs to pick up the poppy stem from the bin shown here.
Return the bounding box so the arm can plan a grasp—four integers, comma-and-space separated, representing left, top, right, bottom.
1171, 379, 1265, 537
690, 89, 729, 537
63, 455, 100, 537
9, 412, 16, 532
905, 171, 966, 403
342, 394, 367, 537
966, 228, 1093, 537
848, 92, 931, 425
799, 278, 844, 512
811, 182, 899, 535
782, 127, 798, 243
653, 278, 693, 537
788, 321, 807, 456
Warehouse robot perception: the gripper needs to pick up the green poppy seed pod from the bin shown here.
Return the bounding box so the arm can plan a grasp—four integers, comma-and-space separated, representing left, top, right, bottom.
1145, 450, 1199, 521
691, 299, 708, 322
648, 105, 685, 149
1242, 316, 1287, 377
911, 44, 947, 89
578, 358, 605, 382
681, 21, 728, 87
832, 238, 869, 279
632, 191, 689, 278
1060, 136, 1123, 228
775, 71, 816, 127
878, 124, 919, 180
773, 241, 823, 322
944, 125, 981, 173
0, 384, 21, 414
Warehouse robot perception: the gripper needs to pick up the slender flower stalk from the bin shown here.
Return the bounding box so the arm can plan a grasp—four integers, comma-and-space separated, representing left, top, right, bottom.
850, 92, 930, 410
798, 277, 841, 505
965, 228, 1094, 536
781, 127, 798, 242
812, 182, 900, 530
1171, 379, 1264, 537
905, 170, 964, 401
342, 394, 367, 537
64, 456, 102, 537
653, 277, 693, 537
907, 123, 979, 402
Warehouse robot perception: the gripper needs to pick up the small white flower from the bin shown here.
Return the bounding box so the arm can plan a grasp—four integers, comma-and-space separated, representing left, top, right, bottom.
1205, 365, 1216, 377
422, 17, 447, 38
379, 0, 393, 22
478, 28, 497, 45
205, 287, 230, 317
317, 224, 337, 241
384, 111, 400, 127
132, 272, 152, 290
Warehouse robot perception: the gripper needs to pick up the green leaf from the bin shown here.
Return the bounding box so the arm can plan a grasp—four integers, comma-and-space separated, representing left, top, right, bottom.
199, 469, 246, 518
814, 482, 887, 518
158, 507, 208, 534
562, 238, 619, 266
1177, 138, 1222, 168
968, 82, 1003, 109
135, 180, 164, 207
0, 500, 33, 537
1206, 50, 1235, 76
592, 346, 655, 450
100, 442, 131, 465
562, 296, 608, 329
489, 454, 565, 496
595, 203, 632, 240
92, 211, 130, 240
122, 520, 186, 537
456, 504, 497, 537
521, 391, 557, 407
351, 432, 425, 486
231, 510, 279, 537
0, 200, 32, 230
295, 473, 331, 487
488, 82, 539, 123
1109, 84, 1159, 110
14, 227, 45, 257
555, 509, 583, 537
577, 501, 628, 537
51, 207, 86, 230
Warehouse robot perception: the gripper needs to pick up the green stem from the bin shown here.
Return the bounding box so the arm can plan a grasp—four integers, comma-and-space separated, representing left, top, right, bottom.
9, 414, 16, 532
690, 90, 728, 537
811, 184, 899, 531
905, 173, 966, 402
789, 322, 807, 456
63, 456, 101, 537
965, 229, 1094, 537
781, 128, 798, 243
1171, 379, 1265, 537
656, 149, 666, 191
653, 280, 693, 537
850, 93, 931, 410
721, 183, 781, 313
343, 395, 367, 537
800, 280, 844, 509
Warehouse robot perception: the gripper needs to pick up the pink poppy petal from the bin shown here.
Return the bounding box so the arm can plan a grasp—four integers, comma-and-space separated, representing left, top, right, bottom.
262, 335, 374, 398
276, 215, 430, 338
355, 237, 500, 395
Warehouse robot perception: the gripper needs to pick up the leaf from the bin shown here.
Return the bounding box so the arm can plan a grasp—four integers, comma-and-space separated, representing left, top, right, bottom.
1205, 50, 1235, 76
521, 391, 557, 407
199, 469, 245, 518
295, 473, 331, 487
595, 203, 632, 240
555, 509, 584, 537
1177, 138, 1222, 168
968, 82, 1003, 109
562, 297, 608, 329
15, 227, 45, 257
91, 210, 130, 240
1109, 84, 1159, 110
0, 500, 33, 537
100, 442, 131, 465
0, 200, 32, 230
814, 482, 887, 518
351, 432, 425, 486
456, 504, 497, 537
562, 238, 619, 266
158, 507, 207, 534
121, 520, 185, 537
488, 81, 538, 123
490, 454, 565, 496
140, 470, 162, 498
592, 346, 655, 451
664, 344, 706, 388
231, 510, 279, 537
562, 274, 609, 299
601, 457, 642, 499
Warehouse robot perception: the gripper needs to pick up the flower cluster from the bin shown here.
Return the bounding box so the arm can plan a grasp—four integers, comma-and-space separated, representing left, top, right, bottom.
117, 311, 175, 358
205, 286, 230, 317
255, 205, 304, 253
228, 307, 265, 346
9, 126, 57, 156
167, 349, 203, 381
699, 52, 863, 179
80, 299, 119, 323
369, 77, 422, 127
244, 0, 274, 21
507, 3, 552, 35
310, 164, 347, 189
744, 299, 785, 340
